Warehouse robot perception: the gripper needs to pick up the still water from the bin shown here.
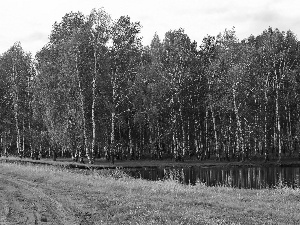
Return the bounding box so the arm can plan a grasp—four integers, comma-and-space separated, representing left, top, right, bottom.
124, 166, 300, 189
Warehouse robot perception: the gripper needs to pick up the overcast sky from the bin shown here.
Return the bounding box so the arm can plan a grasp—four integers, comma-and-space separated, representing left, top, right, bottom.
0, 0, 299, 55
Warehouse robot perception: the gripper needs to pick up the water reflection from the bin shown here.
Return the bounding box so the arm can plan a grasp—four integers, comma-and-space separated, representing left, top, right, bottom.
125, 166, 300, 189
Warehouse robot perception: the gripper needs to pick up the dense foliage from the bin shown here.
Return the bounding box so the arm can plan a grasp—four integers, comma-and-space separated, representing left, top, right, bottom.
1, 9, 300, 163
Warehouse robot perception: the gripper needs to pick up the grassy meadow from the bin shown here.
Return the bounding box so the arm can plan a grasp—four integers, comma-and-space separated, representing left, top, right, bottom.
0, 161, 300, 224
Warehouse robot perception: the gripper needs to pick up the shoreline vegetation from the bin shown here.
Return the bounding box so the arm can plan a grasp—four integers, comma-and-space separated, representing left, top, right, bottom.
0, 160, 299, 224
1, 156, 300, 170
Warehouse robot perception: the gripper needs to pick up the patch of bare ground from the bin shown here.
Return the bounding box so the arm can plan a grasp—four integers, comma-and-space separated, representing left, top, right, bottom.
0, 174, 80, 224
0, 166, 104, 224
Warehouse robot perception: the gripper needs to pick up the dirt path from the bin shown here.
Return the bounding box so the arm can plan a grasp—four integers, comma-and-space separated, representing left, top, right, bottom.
0, 173, 91, 225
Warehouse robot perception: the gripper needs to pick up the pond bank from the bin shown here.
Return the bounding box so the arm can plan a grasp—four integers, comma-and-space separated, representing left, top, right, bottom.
1, 156, 300, 169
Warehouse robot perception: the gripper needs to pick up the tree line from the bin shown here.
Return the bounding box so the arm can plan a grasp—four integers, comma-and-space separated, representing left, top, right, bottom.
1, 8, 300, 163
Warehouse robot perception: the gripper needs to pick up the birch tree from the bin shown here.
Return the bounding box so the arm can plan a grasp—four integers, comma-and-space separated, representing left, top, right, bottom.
0, 43, 34, 157
107, 16, 142, 163
161, 28, 196, 160
87, 8, 111, 163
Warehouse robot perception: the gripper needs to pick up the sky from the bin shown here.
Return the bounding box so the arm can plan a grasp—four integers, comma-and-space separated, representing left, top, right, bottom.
0, 0, 299, 55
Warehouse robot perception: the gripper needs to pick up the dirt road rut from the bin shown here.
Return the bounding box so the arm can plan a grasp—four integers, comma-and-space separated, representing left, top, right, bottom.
0, 173, 92, 225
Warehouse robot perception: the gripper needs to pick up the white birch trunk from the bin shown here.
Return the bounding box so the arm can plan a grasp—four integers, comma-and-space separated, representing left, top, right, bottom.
91, 47, 97, 164
12, 63, 21, 157
233, 89, 244, 161
76, 54, 88, 163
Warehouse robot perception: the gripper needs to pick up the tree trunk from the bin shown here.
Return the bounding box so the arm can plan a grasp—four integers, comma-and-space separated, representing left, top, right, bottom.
210, 105, 219, 160
29, 121, 34, 159
139, 122, 143, 158
90, 47, 97, 164
110, 76, 117, 164
179, 102, 186, 157
0, 136, 1, 156
275, 82, 282, 161
233, 89, 244, 161
254, 101, 259, 156
171, 96, 179, 160
187, 117, 191, 157
128, 119, 133, 159
76, 55, 88, 164
4, 132, 8, 157
22, 119, 25, 156
12, 63, 21, 157
53, 148, 57, 161
264, 88, 269, 162
110, 110, 115, 164
149, 124, 154, 158
15, 110, 21, 157
286, 103, 292, 156
225, 121, 230, 161
205, 106, 209, 159
229, 116, 233, 159
172, 132, 179, 160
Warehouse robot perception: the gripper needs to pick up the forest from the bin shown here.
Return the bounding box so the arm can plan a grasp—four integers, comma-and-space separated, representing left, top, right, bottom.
1, 8, 300, 164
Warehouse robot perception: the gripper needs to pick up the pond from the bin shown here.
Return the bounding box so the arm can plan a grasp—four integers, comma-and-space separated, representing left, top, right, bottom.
124, 166, 300, 189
